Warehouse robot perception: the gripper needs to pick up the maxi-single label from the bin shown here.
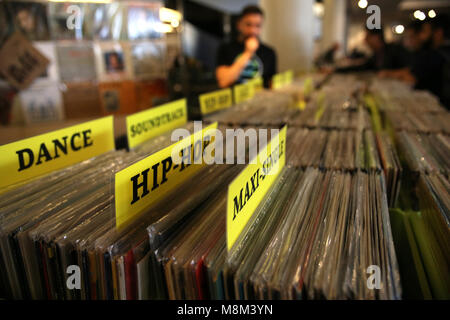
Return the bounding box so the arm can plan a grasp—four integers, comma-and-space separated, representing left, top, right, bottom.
115, 122, 218, 229
199, 88, 232, 115
226, 125, 287, 251
233, 82, 254, 104
126, 99, 187, 149
0, 116, 115, 189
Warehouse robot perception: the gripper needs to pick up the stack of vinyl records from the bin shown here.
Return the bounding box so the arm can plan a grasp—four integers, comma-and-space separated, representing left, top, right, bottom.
286, 128, 381, 172
0, 150, 132, 299
383, 111, 450, 135
369, 78, 449, 299
288, 102, 372, 130
416, 173, 450, 299
395, 131, 449, 176
375, 132, 402, 208
390, 173, 449, 299
6, 74, 449, 301
371, 79, 444, 113
275, 73, 329, 102
371, 79, 448, 134
0, 127, 403, 300
147, 167, 401, 300
204, 90, 297, 126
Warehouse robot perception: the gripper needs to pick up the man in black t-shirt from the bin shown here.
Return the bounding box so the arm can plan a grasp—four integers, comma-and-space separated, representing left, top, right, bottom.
216, 5, 277, 88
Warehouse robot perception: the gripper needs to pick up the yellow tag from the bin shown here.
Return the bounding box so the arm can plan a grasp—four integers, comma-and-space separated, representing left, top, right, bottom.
251, 76, 263, 93
115, 122, 218, 229
233, 82, 254, 104
227, 125, 287, 251
297, 100, 306, 110
199, 88, 232, 115
272, 73, 284, 90
284, 70, 294, 85
314, 92, 326, 121
304, 77, 313, 97
126, 99, 187, 149
0, 116, 114, 189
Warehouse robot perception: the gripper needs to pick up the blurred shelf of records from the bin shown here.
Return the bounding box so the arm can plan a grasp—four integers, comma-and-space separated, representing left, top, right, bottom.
0, 0, 181, 126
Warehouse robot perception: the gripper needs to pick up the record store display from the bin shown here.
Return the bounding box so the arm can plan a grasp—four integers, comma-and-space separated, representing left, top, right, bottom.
31, 41, 60, 85
14, 83, 65, 124
56, 42, 97, 83
0, 71, 449, 301
94, 41, 132, 82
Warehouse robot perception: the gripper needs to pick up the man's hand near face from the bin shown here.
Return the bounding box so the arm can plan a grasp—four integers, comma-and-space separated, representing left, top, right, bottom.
216, 37, 259, 88
245, 36, 259, 55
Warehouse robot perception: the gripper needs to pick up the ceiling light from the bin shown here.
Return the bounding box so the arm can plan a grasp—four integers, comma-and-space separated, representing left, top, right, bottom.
358, 0, 368, 9
394, 25, 405, 34
414, 10, 426, 21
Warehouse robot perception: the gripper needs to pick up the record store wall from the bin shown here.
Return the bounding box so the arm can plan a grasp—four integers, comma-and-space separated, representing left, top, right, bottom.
0, 0, 179, 125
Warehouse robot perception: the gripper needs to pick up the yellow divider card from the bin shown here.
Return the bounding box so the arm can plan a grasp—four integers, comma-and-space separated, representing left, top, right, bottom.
303, 77, 314, 97
272, 72, 284, 90
314, 92, 327, 121
233, 82, 254, 104
296, 99, 306, 110
284, 70, 294, 85
226, 125, 287, 251
0, 116, 115, 189
199, 88, 232, 115
126, 99, 187, 149
251, 76, 263, 93
272, 70, 294, 90
115, 122, 218, 229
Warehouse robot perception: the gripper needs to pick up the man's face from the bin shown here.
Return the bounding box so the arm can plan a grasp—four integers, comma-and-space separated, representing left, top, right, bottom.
237, 13, 263, 39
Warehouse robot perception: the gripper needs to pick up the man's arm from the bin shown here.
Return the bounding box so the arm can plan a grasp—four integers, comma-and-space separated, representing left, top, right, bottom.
216, 37, 259, 88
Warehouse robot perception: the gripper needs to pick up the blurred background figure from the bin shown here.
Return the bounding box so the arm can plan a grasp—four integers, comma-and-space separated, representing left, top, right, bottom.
332, 26, 408, 73
315, 42, 340, 68
215, 5, 277, 88
379, 14, 450, 109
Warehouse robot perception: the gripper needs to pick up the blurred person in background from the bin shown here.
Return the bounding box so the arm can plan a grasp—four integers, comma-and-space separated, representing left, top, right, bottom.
332, 27, 408, 73
315, 42, 340, 68
378, 21, 427, 81
379, 15, 450, 109
215, 5, 277, 88
402, 21, 426, 63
